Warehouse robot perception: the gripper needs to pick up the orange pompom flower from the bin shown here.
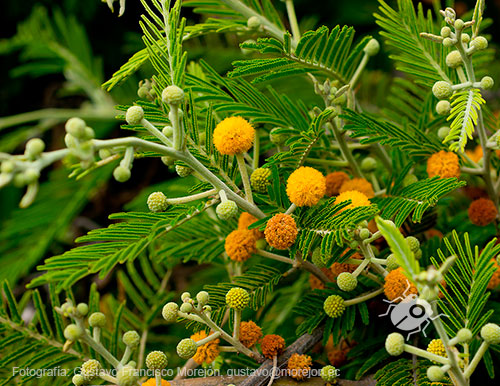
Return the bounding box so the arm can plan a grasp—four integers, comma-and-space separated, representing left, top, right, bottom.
334, 190, 371, 211
239, 321, 263, 348
191, 330, 220, 364
225, 229, 256, 262
384, 268, 418, 302
264, 213, 298, 249
468, 198, 498, 226
309, 269, 335, 290
488, 258, 500, 290
142, 379, 170, 386
286, 166, 326, 206
331, 251, 362, 277
287, 353, 312, 380
339, 178, 375, 198
213, 116, 255, 155
238, 212, 264, 239
326, 171, 350, 197
426, 150, 460, 179
261, 334, 286, 359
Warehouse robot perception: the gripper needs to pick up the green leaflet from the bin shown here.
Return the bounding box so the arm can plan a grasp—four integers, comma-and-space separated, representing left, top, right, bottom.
431, 232, 500, 337
445, 88, 485, 152
374, 176, 467, 227
230, 25, 370, 84
28, 203, 213, 292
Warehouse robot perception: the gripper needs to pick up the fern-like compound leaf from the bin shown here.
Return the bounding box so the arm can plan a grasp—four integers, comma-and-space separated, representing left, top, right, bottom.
445, 88, 485, 152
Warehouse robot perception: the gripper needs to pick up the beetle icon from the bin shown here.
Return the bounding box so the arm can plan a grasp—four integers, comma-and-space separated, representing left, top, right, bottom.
379, 280, 447, 339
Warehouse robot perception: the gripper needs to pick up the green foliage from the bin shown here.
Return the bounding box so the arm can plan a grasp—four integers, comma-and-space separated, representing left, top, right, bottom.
445, 88, 485, 152
342, 109, 445, 159
374, 177, 466, 227
375, 0, 453, 85
296, 199, 379, 258
376, 216, 420, 279
375, 358, 453, 386
432, 232, 500, 336
0, 168, 110, 285
28, 203, 214, 292
232, 25, 371, 84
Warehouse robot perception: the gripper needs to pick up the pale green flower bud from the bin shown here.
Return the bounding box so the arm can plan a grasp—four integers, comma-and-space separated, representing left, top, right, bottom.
432, 81, 453, 100
436, 101, 451, 116
480, 76, 494, 90
126, 106, 144, 125
363, 39, 380, 56
113, 166, 131, 182
25, 138, 45, 159
162, 85, 185, 105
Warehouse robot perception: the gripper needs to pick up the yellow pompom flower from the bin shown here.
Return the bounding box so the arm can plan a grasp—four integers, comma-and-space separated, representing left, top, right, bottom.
287, 353, 312, 380
286, 166, 326, 206
339, 178, 375, 198
142, 379, 170, 386
323, 295, 345, 318
334, 190, 371, 211
191, 330, 220, 364
250, 167, 272, 193
213, 116, 255, 155
427, 339, 447, 362
226, 287, 250, 310
427, 151, 460, 179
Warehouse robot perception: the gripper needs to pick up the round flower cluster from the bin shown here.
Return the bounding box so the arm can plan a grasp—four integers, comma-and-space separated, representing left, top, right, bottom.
331, 250, 362, 277
191, 330, 220, 364
309, 269, 334, 290
384, 268, 418, 302
239, 321, 263, 348
142, 379, 170, 386
238, 212, 264, 239
323, 295, 345, 318
385, 332, 405, 356
250, 167, 272, 193
287, 353, 312, 380
427, 339, 447, 362
468, 198, 497, 226
264, 213, 298, 249
334, 190, 371, 211
261, 334, 286, 359
481, 323, 500, 344
337, 272, 357, 292
325, 171, 350, 197
427, 151, 460, 179
339, 178, 375, 198
213, 116, 255, 155
488, 258, 500, 290
145, 351, 168, 370
286, 166, 326, 206
225, 229, 256, 262
320, 365, 338, 382
226, 287, 250, 310
216, 200, 238, 220
177, 338, 198, 359
80, 359, 101, 381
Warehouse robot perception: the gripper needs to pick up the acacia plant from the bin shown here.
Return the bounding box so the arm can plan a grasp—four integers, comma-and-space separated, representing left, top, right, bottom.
1, 0, 500, 385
